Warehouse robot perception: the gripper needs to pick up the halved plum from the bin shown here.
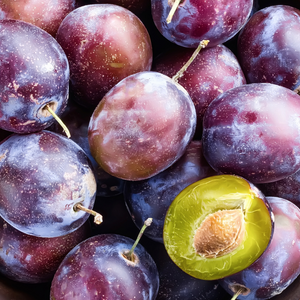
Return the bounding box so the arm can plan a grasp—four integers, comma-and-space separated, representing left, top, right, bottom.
163, 174, 274, 281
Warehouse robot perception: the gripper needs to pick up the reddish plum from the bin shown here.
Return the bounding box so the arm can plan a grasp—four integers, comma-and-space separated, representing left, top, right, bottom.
0, 19, 69, 134
219, 196, 300, 299
202, 83, 300, 184
152, 44, 246, 138
50, 233, 159, 299
56, 4, 153, 109
88, 71, 197, 181
0, 0, 76, 36
237, 5, 300, 92
124, 140, 218, 243
0, 130, 97, 238
0, 218, 91, 284
151, 0, 253, 48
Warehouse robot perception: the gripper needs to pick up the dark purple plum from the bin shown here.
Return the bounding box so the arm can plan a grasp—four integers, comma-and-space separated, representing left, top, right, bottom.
124, 140, 218, 243
0, 0, 76, 36
152, 44, 246, 138
49, 98, 124, 197
147, 242, 231, 300
50, 233, 159, 300
151, 0, 253, 48
237, 5, 300, 92
56, 4, 153, 109
219, 196, 300, 300
0, 130, 97, 238
202, 83, 300, 184
0, 217, 91, 284
257, 168, 300, 208
0, 19, 69, 133
88, 71, 197, 181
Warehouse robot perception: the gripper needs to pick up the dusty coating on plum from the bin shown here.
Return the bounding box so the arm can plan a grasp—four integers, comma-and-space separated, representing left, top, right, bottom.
193, 209, 246, 258
202, 83, 300, 184
0, 19, 69, 133
88, 71, 197, 181
238, 5, 300, 91
56, 4, 152, 108
151, 0, 253, 47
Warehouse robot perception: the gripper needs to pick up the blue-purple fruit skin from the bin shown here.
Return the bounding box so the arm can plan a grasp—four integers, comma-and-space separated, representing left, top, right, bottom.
0, 19, 69, 133
151, 0, 253, 48
219, 196, 300, 300
237, 5, 300, 92
0, 130, 97, 238
0, 217, 91, 284
50, 234, 160, 300
124, 140, 217, 243
202, 83, 300, 184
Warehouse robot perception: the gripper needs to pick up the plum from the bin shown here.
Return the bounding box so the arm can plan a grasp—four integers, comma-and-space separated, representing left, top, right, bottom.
0, 217, 91, 284
124, 140, 218, 243
219, 196, 300, 300
0, 0, 76, 36
88, 71, 197, 181
0, 130, 97, 238
0, 19, 69, 134
163, 174, 274, 281
56, 4, 153, 109
202, 83, 300, 184
151, 0, 253, 48
151, 44, 246, 138
237, 5, 300, 92
50, 233, 160, 299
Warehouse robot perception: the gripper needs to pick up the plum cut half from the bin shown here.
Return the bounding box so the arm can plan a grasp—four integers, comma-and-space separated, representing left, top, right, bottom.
163, 174, 274, 281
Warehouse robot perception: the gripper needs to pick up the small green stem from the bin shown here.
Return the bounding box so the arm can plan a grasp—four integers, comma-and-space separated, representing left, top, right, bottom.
46, 104, 71, 138
172, 40, 210, 83
74, 203, 103, 225
231, 288, 243, 300
124, 218, 152, 261
166, 0, 181, 23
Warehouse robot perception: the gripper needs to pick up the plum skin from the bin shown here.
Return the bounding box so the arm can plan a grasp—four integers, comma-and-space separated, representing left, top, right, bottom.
56, 4, 153, 109
237, 5, 300, 92
0, 130, 97, 238
0, 19, 69, 134
88, 71, 197, 181
219, 196, 300, 300
202, 83, 300, 184
50, 234, 160, 300
0, 218, 91, 284
151, 0, 253, 48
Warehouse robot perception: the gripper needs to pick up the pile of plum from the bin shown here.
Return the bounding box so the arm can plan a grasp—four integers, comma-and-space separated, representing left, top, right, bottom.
0, 0, 300, 299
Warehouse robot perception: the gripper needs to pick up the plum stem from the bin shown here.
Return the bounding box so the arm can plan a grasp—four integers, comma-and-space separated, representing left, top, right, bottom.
74, 203, 103, 225
172, 40, 209, 83
124, 218, 152, 262
231, 288, 244, 300
166, 0, 181, 23
46, 104, 71, 138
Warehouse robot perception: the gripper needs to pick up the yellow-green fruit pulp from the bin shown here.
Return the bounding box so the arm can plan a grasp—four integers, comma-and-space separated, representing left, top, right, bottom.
163, 174, 273, 280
